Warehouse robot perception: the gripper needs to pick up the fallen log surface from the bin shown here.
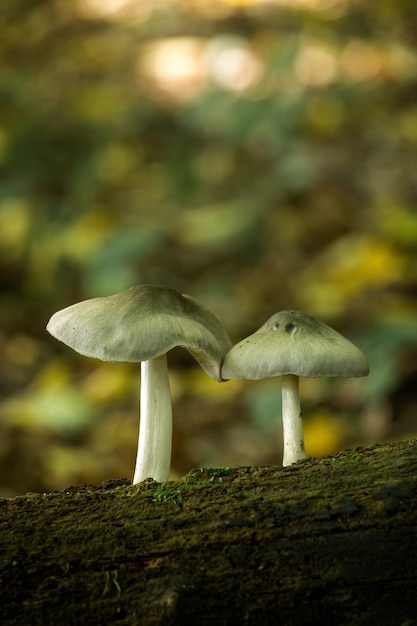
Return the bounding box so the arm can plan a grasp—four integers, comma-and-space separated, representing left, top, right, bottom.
0, 439, 416, 625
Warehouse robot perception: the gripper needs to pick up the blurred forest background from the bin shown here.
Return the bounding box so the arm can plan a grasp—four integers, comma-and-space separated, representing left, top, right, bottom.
1, 0, 417, 496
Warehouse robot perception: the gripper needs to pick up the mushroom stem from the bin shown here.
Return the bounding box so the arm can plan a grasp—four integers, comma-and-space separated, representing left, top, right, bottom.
281, 374, 306, 467
133, 354, 172, 484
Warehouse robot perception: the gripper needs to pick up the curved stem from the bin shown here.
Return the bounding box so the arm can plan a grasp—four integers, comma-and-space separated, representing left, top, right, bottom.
281, 374, 306, 467
133, 354, 172, 484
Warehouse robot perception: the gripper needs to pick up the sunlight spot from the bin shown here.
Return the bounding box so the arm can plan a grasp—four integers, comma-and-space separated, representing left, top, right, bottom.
138, 38, 207, 101
294, 43, 338, 87
77, 0, 137, 19
206, 37, 263, 92
340, 41, 384, 82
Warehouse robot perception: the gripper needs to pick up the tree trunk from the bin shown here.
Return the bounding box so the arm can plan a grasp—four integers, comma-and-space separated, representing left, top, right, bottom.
0, 440, 416, 625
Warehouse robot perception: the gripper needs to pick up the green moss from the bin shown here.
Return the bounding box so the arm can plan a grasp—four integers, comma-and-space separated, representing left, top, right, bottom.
142, 482, 195, 504
319, 450, 364, 466
113, 467, 235, 505
102, 570, 121, 598
183, 467, 233, 484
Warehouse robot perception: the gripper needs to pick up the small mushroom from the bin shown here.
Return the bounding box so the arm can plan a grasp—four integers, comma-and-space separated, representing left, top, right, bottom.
221, 310, 369, 467
46, 285, 232, 483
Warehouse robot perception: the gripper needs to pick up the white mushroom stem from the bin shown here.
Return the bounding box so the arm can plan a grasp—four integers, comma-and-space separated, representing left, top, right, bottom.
133, 354, 172, 484
281, 374, 306, 467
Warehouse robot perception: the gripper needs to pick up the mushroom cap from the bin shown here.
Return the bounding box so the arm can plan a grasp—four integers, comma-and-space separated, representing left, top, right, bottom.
46, 285, 232, 381
222, 310, 369, 380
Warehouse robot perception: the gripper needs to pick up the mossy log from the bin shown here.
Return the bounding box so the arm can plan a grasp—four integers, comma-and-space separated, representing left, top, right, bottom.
0, 440, 416, 625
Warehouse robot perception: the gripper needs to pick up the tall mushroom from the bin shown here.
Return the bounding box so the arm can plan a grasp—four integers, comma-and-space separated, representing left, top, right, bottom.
46, 285, 232, 483
222, 310, 369, 467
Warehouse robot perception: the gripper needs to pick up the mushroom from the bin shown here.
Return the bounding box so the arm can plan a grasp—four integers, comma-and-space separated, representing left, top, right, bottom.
46, 285, 232, 483
221, 310, 369, 467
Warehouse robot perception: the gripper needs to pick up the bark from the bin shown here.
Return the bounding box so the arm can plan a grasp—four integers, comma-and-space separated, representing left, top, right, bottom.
0, 440, 416, 626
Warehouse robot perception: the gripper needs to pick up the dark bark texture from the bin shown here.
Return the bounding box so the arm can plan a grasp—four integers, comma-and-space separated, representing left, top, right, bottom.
0, 440, 416, 625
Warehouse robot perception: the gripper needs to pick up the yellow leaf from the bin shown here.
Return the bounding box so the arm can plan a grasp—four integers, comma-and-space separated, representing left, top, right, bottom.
304, 411, 342, 458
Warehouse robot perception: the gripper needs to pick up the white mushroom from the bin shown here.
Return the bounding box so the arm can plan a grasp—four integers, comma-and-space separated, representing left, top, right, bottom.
46, 285, 232, 483
222, 310, 369, 467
